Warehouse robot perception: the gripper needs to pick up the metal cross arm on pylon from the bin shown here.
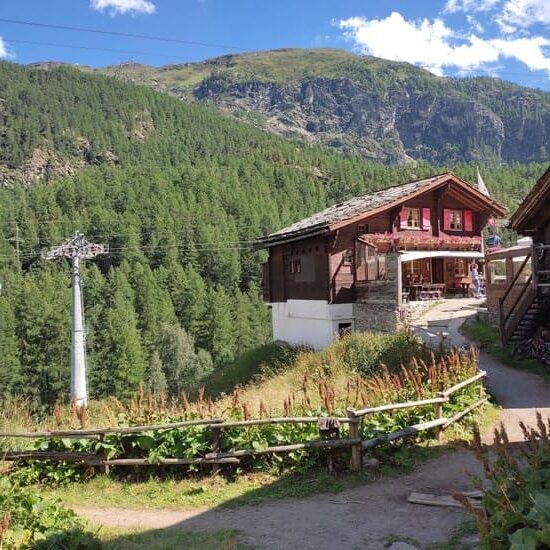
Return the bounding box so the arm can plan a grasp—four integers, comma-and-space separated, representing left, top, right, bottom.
42, 232, 108, 407
42, 232, 109, 261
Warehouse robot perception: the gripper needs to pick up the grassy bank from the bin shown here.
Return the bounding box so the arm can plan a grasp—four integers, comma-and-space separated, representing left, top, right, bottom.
98, 527, 242, 550
39, 445, 447, 511
460, 319, 549, 380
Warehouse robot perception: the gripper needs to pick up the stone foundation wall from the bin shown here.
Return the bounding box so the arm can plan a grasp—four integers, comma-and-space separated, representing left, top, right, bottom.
353, 301, 404, 333
353, 253, 402, 332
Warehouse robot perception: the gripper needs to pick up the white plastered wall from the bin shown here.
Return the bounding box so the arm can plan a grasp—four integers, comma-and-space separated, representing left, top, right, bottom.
270, 300, 354, 350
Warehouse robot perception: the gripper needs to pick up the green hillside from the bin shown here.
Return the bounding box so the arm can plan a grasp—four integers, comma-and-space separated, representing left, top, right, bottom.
0, 60, 545, 408
97, 48, 550, 165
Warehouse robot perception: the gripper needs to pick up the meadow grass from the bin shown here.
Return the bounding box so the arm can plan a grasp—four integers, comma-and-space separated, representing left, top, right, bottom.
95, 526, 242, 550
41, 445, 450, 511
2, 331, 495, 517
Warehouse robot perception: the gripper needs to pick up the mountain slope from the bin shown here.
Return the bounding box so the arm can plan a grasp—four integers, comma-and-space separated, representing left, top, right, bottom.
97, 48, 550, 165
0, 59, 545, 408
0, 60, 445, 405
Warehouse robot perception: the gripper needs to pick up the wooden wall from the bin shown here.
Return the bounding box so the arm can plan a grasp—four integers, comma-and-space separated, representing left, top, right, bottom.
264, 184, 493, 304
265, 235, 329, 303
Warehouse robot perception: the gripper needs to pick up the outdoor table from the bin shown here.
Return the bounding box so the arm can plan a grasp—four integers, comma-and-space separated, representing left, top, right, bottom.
404, 284, 422, 301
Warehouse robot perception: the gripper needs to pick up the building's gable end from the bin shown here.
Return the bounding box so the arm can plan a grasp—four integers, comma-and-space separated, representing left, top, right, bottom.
510, 165, 550, 233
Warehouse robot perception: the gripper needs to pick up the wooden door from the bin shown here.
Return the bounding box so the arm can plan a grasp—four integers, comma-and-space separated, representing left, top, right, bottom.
432, 258, 444, 283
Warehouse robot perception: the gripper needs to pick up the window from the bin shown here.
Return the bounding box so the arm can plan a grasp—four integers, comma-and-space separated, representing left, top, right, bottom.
454, 259, 468, 276
343, 250, 353, 265
377, 255, 386, 279
404, 260, 422, 277
443, 209, 473, 231
489, 259, 507, 284
406, 207, 421, 228
512, 256, 532, 285
449, 210, 463, 231
289, 258, 301, 274
357, 223, 368, 235
338, 322, 352, 337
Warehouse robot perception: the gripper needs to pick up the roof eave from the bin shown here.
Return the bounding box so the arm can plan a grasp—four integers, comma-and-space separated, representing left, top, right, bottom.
254, 226, 330, 249
509, 166, 550, 232
327, 173, 506, 232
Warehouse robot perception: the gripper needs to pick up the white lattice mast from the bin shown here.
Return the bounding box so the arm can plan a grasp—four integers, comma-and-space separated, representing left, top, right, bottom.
43, 233, 108, 407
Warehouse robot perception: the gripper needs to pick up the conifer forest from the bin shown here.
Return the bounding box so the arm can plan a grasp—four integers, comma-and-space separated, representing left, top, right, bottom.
0, 61, 545, 408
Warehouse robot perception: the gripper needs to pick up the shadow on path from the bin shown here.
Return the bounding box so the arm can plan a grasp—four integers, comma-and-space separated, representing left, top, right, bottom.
72, 444, 482, 550
412, 298, 550, 436
62, 300, 550, 549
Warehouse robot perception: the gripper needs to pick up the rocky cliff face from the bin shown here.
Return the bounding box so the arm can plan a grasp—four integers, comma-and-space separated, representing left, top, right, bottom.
24, 48, 550, 167
191, 72, 548, 164
99, 49, 548, 165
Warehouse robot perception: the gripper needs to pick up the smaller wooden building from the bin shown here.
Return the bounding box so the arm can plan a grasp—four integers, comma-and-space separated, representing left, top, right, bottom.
485, 165, 550, 345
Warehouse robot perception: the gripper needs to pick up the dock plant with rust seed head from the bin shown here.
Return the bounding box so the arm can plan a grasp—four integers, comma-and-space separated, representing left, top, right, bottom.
180, 391, 190, 412
137, 382, 144, 416
0, 513, 10, 548
53, 401, 62, 428
149, 391, 156, 418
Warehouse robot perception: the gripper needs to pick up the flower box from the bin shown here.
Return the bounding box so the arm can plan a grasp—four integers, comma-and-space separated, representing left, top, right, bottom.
363, 233, 481, 253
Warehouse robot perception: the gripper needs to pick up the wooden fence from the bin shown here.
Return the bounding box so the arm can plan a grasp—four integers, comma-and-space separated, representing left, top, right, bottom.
0, 371, 487, 472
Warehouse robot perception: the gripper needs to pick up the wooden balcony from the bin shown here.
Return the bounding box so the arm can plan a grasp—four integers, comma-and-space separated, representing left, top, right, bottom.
364, 233, 482, 253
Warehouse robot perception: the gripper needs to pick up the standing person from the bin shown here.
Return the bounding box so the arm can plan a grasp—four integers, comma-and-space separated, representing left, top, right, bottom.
470, 262, 481, 298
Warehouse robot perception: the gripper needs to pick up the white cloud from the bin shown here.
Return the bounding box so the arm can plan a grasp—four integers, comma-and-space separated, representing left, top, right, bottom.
338, 13, 453, 75
466, 15, 484, 34
90, 0, 156, 16
338, 12, 550, 76
0, 38, 8, 58
497, 0, 550, 32
444, 0, 501, 13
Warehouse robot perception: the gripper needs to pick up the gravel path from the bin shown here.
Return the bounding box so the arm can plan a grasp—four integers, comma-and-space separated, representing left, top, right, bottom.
413, 298, 550, 442
74, 299, 550, 549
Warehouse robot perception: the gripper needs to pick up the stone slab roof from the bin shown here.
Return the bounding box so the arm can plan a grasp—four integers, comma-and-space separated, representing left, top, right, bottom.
256, 171, 507, 248
256, 174, 446, 247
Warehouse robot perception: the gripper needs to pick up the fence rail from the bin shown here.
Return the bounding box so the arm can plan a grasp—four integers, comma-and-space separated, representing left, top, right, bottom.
0, 371, 487, 472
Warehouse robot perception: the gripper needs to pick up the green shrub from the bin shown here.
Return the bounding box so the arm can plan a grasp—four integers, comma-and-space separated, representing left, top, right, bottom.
203, 342, 305, 397
466, 415, 550, 549
335, 330, 424, 376
0, 477, 99, 549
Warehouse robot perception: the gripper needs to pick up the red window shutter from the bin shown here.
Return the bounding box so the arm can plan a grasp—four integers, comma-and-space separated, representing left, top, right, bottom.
400, 207, 408, 229
464, 210, 473, 232
422, 208, 431, 230
443, 209, 451, 231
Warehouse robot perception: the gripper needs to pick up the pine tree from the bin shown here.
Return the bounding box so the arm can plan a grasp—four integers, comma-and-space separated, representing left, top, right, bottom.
99, 279, 146, 400
204, 287, 236, 368
0, 298, 21, 396
146, 350, 167, 397
16, 267, 71, 405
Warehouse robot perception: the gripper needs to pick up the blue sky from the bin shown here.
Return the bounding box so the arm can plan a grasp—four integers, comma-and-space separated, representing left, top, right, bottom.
1, 0, 549, 90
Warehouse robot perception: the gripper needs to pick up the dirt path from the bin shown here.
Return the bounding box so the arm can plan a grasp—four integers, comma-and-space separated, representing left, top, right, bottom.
76, 450, 480, 549
74, 300, 550, 549
413, 298, 550, 442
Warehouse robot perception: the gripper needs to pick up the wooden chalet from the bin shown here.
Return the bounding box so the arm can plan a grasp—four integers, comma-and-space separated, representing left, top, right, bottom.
257, 172, 507, 349
486, 165, 550, 345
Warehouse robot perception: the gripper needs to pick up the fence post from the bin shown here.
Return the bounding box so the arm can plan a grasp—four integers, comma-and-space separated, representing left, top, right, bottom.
209, 419, 223, 475
478, 374, 485, 400
98, 433, 110, 476
434, 395, 443, 442
346, 407, 362, 471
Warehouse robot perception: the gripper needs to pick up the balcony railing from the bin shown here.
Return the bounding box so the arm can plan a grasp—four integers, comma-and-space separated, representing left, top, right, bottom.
364, 233, 481, 253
